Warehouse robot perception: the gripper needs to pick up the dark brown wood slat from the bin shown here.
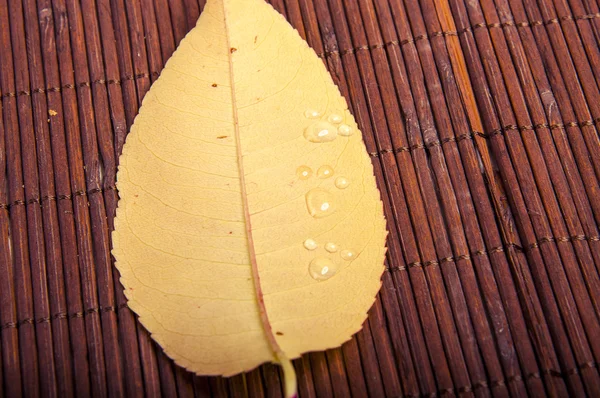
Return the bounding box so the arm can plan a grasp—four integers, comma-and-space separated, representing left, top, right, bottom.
324, 349, 352, 396
506, 20, 600, 260
552, 0, 600, 98
367, 298, 403, 396
501, 0, 600, 234
64, 1, 127, 396
154, 0, 178, 64
157, 351, 178, 397
0, 29, 22, 398
392, 1, 538, 396
21, 0, 77, 396
194, 375, 212, 397
443, 0, 598, 395
47, 0, 110, 395
292, 357, 315, 398
403, 1, 553, 396
523, 0, 600, 180
91, 2, 149, 397
168, 0, 188, 44
486, 0, 600, 351
247, 368, 266, 397
227, 375, 246, 398
473, 0, 600, 337
380, 271, 421, 397
0, 0, 42, 396
579, 0, 600, 44
458, 0, 600, 391
182, 0, 201, 30
108, 0, 138, 144
135, 328, 162, 397
430, 1, 574, 396
270, 0, 287, 16
308, 351, 334, 397
224, 375, 243, 398
262, 363, 283, 398
175, 365, 196, 398
339, 340, 370, 397
210, 377, 230, 398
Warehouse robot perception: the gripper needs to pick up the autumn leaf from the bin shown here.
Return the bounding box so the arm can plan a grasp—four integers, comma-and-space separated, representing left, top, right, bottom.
112, 0, 387, 396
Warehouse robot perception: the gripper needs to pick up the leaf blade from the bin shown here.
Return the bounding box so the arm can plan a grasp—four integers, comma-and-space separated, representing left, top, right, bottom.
113, 0, 387, 387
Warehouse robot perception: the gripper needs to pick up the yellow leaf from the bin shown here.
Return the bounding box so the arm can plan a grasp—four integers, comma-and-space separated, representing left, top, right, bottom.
112, 0, 387, 395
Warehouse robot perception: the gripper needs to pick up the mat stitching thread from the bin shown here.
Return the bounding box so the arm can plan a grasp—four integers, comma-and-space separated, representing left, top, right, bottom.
0, 303, 129, 330
316, 12, 600, 59
387, 234, 599, 273
369, 120, 599, 157
0, 72, 160, 98
408, 362, 596, 397
0, 186, 117, 210
387, 243, 520, 272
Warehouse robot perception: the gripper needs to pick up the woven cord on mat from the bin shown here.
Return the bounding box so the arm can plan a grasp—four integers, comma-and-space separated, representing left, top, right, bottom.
1, 0, 600, 396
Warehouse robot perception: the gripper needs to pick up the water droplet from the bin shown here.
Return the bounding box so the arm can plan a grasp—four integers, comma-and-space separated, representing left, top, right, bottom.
325, 242, 338, 253
340, 249, 355, 261
303, 239, 318, 250
328, 114, 343, 124
309, 257, 338, 281
317, 165, 334, 179
335, 177, 350, 189
338, 124, 354, 136
305, 188, 336, 218
297, 166, 313, 180
304, 121, 338, 143
304, 109, 322, 119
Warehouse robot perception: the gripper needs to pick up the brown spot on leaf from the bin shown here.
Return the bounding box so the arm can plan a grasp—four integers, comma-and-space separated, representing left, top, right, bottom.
276, 331, 284, 336
230, 47, 237, 53
254, 36, 258, 44
217, 136, 228, 139
212, 83, 218, 87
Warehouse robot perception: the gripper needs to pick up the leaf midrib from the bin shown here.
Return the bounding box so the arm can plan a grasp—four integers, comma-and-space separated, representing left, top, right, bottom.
219, 0, 285, 364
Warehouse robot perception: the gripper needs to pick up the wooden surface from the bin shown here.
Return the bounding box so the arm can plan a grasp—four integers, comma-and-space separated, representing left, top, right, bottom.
1, 0, 600, 396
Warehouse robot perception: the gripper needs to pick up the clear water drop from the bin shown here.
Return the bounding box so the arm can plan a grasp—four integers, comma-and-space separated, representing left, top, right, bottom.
335, 177, 350, 189
325, 242, 339, 253
303, 239, 318, 251
309, 257, 338, 281
328, 114, 343, 124
304, 109, 322, 119
340, 249, 356, 261
338, 124, 354, 136
305, 188, 336, 218
297, 166, 313, 180
304, 121, 338, 143
317, 165, 334, 179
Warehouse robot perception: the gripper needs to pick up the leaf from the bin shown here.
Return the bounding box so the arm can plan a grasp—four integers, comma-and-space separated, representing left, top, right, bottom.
112, 0, 387, 395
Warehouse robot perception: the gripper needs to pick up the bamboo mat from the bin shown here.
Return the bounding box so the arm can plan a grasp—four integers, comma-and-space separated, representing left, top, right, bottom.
1, 0, 600, 396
